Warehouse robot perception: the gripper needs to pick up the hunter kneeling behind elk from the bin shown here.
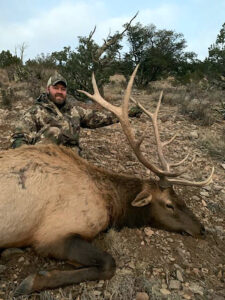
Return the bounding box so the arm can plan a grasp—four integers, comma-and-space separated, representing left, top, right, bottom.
0, 66, 213, 296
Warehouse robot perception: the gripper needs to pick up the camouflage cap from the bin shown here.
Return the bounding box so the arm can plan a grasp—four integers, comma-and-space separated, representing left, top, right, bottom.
47, 73, 67, 88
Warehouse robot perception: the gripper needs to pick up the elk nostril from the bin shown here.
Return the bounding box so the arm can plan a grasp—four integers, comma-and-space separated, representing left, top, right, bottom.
200, 225, 206, 235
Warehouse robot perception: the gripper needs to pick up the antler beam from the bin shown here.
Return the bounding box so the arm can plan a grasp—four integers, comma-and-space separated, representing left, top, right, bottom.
78, 66, 214, 187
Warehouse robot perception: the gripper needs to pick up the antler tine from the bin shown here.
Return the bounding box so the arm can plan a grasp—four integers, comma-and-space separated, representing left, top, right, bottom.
162, 133, 177, 147
78, 74, 121, 117
123, 65, 139, 116
170, 153, 190, 167
155, 91, 163, 116
131, 96, 179, 149
130, 92, 170, 172
166, 166, 214, 187
132, 96, 194, 172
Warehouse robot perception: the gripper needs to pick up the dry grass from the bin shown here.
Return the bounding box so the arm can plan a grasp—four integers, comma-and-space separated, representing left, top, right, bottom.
198, 131, 225, 160
144, 79, 224, 126
179, 98, 215, 126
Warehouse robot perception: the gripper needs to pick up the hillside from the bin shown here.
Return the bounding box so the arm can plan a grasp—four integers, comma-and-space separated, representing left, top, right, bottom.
0, 69, 224, 300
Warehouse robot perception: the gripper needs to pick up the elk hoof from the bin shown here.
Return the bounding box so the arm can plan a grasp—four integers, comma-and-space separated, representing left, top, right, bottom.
14, 274, 35, 296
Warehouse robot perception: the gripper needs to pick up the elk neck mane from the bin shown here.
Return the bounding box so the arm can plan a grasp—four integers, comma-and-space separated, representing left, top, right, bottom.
56, 145, 155, 229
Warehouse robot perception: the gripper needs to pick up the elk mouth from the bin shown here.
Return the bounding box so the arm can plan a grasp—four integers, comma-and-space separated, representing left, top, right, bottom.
181, 225, 206, 238
181, 231, 192, 236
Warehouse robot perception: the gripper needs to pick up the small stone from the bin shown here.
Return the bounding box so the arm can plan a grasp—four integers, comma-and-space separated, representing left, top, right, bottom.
127, 260, 135, 269
174, 264, 183, 270
217, 270, 223, 279
93, 290, 101, 297
24, 260, 30, 266
192, 268, 200, 276
203, 185, 211, 191
141, 241, 145, 245
167, 238, 174, 243
215, 226, 224, 233
221, 163, 225, 170
176, 269, 184, 282
144, 227, 154, 237
201, 199, 207, 207
214, 185, 223, 191
182, 290, 193, 299
18, 256, 25, 263
200, 191, 209, 197
96, 280, 104, 288
168, 256, 175, 262
103, 291, 111, 299
136, 292, 149, 300
189, 282, 204, 296
201, 268, 208, 274
189, 131, 198, 139
152, 268, 163, 276
169, 280, 181, 290
161, 283, 167, 289
160, 288, 171, 295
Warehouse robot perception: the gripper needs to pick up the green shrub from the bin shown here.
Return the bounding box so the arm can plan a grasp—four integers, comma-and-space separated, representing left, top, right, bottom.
1, 88, 13, 109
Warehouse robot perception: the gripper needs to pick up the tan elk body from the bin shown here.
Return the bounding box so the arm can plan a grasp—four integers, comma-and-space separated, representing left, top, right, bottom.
0, 66, 213, 296
0, 146, 110, 248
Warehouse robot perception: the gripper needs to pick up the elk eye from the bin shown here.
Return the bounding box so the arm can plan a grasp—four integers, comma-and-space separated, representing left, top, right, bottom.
166, 204, 174, 210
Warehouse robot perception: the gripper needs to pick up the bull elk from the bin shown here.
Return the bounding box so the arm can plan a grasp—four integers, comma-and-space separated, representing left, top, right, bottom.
0, 66, 213, 296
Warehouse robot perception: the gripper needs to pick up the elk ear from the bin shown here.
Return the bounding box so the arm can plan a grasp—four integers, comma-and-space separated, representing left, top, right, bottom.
131, 190, 152, 207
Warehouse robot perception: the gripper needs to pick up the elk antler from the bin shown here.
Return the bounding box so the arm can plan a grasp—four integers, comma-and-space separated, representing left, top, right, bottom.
78, 66, 214, 187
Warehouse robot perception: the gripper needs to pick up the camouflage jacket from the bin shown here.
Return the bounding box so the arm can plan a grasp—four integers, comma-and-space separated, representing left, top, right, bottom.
10, 93, 119, 152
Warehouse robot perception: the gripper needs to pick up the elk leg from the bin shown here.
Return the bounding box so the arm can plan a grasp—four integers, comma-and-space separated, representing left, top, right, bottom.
14, 235, 116, 296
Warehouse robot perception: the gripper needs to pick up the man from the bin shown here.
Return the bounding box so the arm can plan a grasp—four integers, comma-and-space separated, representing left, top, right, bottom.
11, 72, 140, 153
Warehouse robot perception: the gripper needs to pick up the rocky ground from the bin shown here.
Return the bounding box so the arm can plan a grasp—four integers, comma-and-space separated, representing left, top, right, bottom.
0, 76, 224, 300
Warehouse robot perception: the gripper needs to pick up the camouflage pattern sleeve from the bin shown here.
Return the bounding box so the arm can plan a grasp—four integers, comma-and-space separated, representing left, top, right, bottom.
73, 105, 118, 129
10, 107, 39, 148
73, 104, 142, 129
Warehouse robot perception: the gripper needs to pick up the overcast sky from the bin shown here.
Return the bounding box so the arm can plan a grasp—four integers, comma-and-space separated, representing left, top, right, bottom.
0, 0, 224, 62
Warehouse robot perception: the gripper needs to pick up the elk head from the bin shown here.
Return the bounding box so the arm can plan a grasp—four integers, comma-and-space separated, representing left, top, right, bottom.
78, 65, 214, 237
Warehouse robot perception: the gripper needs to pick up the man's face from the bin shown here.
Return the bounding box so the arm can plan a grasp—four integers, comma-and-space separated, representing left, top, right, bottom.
47, 83, 67, 105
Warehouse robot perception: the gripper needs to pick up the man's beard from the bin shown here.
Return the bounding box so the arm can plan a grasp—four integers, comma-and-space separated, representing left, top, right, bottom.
48, 92, 66, 107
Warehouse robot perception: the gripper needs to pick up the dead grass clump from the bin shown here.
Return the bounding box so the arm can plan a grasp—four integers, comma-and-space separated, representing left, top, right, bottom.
148, 77, 176, 91
109, 74, 126, 84
106, 274, 136, 300
95, 229, 125, 258
104, 84, 124, 99
198, 132, 225, 160
163, 91, 185, 106
179, 99, 215, 126
104, 93, 122, 103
